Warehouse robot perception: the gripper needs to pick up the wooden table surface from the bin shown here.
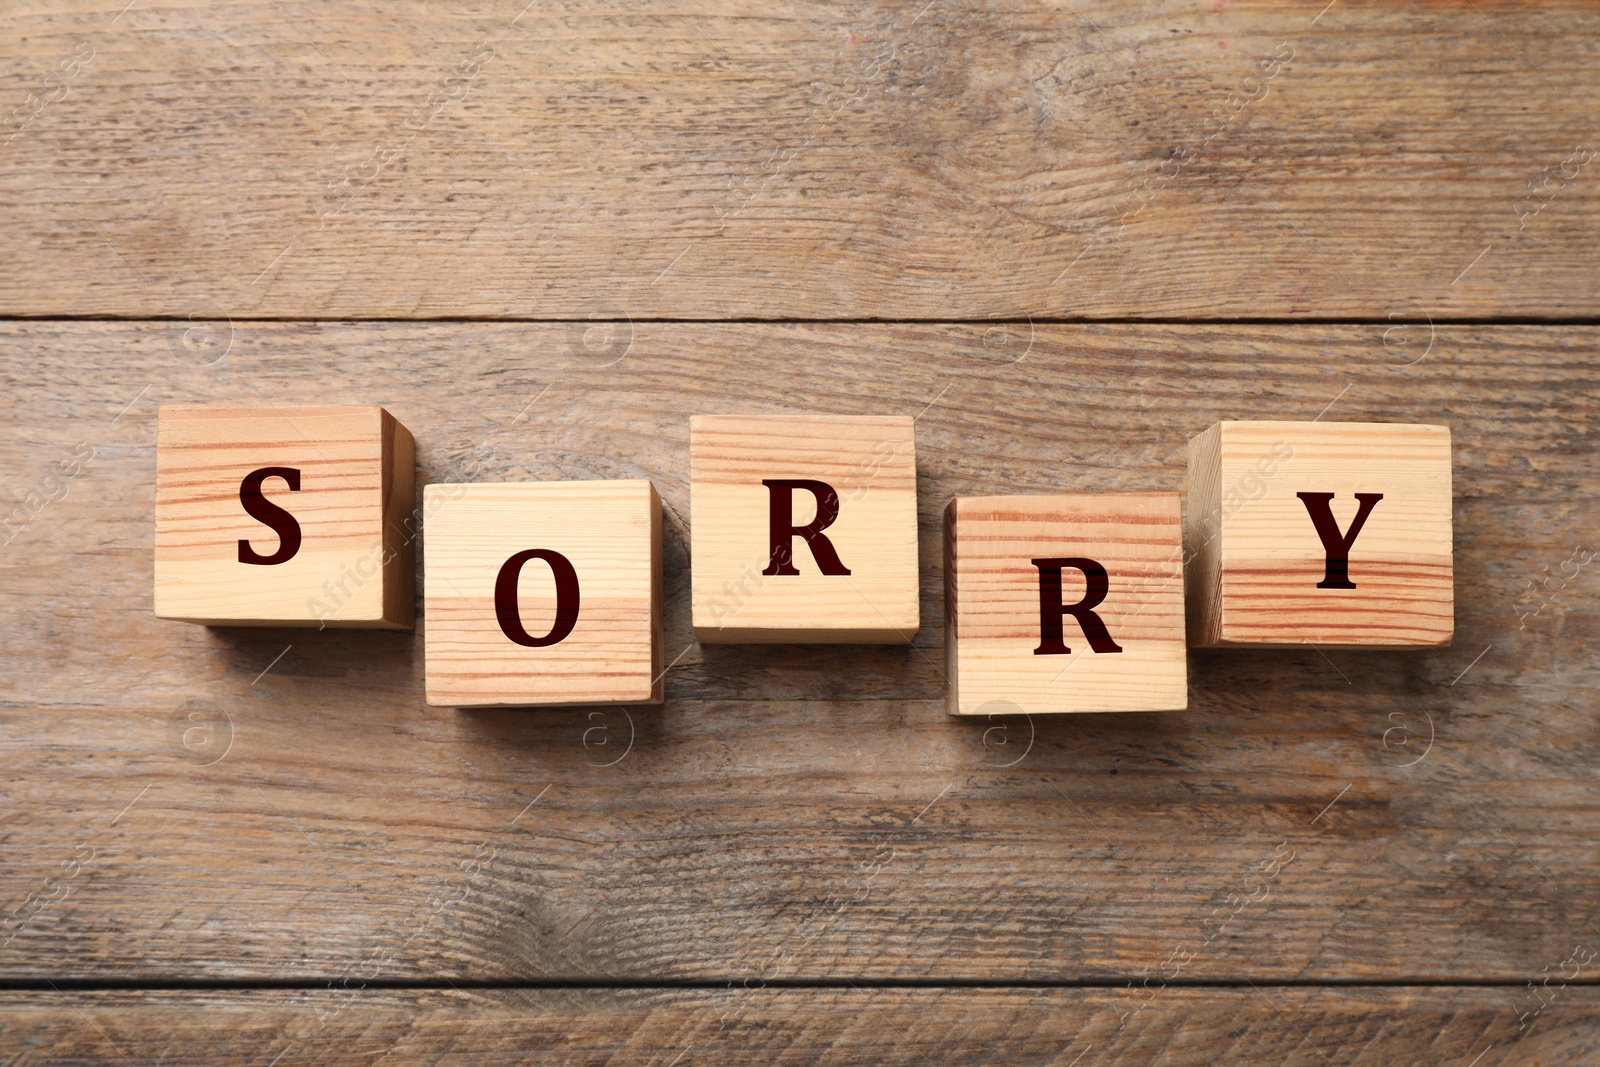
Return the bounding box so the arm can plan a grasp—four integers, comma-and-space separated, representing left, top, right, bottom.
2, 2, 1597, 1064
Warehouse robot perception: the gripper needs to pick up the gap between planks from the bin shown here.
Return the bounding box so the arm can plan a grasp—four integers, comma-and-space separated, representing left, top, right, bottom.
5, 979, 1597, 992
6, 316, 1600, 327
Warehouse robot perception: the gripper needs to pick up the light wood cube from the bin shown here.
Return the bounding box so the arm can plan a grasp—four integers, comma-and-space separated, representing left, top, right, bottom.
154, 405, 415, 629
1185, 420, 1453, 648
944, 493, 1187, 716
690, 414, 919, 643
423, 480, 663, 708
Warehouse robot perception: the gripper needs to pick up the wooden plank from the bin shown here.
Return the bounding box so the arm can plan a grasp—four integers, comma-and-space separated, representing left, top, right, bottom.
2, 2, 1599, 318
0, 322, 1596, 982
2, 987, 1597, 1064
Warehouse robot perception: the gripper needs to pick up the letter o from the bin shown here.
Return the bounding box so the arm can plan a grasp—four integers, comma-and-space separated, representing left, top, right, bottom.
494, 549, 580, 647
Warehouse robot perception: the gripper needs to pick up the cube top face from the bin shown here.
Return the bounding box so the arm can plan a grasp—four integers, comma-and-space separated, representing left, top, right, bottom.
690, 414, 919, 644
423, 480, 662, 708
1187, 420, 1453, 648
154, 405, 414, 629
945, 493, 1187, 716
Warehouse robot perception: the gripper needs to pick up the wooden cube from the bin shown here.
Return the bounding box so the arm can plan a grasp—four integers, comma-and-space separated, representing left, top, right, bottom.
944, 493, 1187, 715
690, 414, 919, 643
154, 405, 415, 628
423, 480, 663, 708
1185, 420, 1453, 648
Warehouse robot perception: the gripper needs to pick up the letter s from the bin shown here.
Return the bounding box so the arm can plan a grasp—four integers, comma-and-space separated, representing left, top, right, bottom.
238, 467, 302, 565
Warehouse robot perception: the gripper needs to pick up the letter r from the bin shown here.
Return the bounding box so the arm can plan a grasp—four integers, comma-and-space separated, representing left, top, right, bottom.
761, 479, 851, 576
1031, 557, 1124, 655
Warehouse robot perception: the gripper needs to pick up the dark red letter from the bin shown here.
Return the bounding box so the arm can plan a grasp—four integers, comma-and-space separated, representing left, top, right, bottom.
495, 549, 581, 647
1296, 492, 1383, 589
1031, 557, 1123, 655
761, 479, 851, 576
238, 466, 302, 565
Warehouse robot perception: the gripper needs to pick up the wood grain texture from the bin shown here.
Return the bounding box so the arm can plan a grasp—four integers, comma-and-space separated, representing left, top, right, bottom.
153, 404, 415, 629
1184, 421, 1454, 649
2, 2, 1599, 318
422, 480, 663, 707
0, 322, 1596, 987
691, 414, 919, 643
944, 493, 1186, 715
2, 987, 1598, 1065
